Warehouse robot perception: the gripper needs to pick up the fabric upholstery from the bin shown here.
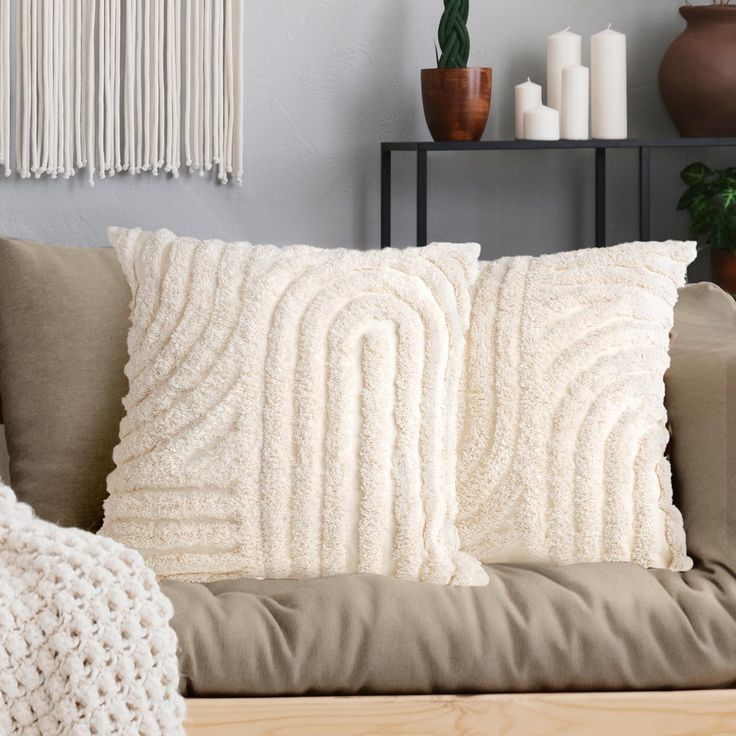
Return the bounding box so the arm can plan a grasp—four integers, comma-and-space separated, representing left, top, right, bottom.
101, 227, 486, 586
163, 560, 736, 697
163, 277, 736, 695
0, 235, 733, 697
457, 242, 695, 570
0, 236, 130, 531
666, 282, 736, 569
166, 271, 736, 698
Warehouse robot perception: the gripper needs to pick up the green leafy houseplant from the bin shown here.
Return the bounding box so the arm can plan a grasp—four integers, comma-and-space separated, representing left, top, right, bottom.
436, 0, 470, 68
678, 162, 736, 253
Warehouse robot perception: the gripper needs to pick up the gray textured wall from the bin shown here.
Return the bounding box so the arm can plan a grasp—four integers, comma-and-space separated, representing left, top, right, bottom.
0, 0, 728, 279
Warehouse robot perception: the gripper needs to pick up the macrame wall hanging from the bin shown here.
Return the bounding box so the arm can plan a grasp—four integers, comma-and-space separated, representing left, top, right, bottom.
0, 0, 243, 184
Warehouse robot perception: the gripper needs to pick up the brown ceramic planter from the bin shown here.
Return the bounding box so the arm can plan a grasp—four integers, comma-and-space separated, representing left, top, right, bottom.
711, 249, 736, 295
421, 67, 492, 142
660, 6, 736, 137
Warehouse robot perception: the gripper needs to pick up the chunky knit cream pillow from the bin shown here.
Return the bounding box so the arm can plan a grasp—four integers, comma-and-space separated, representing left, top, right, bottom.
457, 241, 696, 571
101, 227, 487, 587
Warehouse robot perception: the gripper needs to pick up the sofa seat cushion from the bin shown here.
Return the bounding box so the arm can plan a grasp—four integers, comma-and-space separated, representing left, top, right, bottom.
162, 561, 736, 697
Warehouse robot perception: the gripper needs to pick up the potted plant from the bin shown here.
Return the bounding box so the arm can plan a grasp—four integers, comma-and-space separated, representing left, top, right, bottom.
660, 1, 736, 137
678, 161, 736, 294
421, 0, 492, 142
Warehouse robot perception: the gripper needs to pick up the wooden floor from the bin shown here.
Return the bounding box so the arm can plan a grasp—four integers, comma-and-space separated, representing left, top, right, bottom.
185, 690, 736, 736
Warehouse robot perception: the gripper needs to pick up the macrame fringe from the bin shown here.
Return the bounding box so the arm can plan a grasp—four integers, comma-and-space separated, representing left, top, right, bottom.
8, 0, 242, 184
0, 0, 9, 176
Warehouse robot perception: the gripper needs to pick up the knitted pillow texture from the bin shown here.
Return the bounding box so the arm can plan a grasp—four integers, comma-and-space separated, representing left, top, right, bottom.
101, 227, 488, 587
457, 241, 696, 571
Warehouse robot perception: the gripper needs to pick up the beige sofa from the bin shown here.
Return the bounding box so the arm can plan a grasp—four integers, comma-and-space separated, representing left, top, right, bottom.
0, 237, 734, 736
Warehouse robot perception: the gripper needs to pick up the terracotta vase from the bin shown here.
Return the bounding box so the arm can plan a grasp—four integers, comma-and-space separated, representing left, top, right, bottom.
421, 67, 492, 142
711, 249, 736, 294
660, 6, 736, 137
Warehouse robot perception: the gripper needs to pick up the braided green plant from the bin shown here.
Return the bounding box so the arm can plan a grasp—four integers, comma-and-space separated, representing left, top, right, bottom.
437, 0, 470, 68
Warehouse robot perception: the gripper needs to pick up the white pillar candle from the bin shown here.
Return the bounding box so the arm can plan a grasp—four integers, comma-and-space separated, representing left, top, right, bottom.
561, 65, 589, 140
515, 78, 543, 139
547, 28, 582, 110
523, 105, 560, 141
591, 26, 627, 139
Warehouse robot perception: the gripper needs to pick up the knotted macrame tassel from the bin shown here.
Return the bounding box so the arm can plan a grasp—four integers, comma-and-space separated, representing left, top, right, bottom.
85, 0, 96, 183
74, 0, 85, 170
0, 0, 9, 176
12, 0, 243, 184
96, 0, 106, 178
187, 0, 202, 173
134, 0, 143, 174
234, 0, 243, 184
14, 0, 24, 177
63, 0, 74, 178
113, 0, 122, 174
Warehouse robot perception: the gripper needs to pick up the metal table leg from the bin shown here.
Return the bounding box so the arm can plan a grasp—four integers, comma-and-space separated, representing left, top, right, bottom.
639, 146, 652, 241
381, 147, 391, 248
417, 149, 428, 247
595, 147, 607, 247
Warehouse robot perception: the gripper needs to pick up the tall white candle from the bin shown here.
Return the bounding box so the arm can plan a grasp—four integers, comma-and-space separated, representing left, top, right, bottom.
561, 65, 589, 140
547, 28, 582, 110
523, 105, 560, 141
515, 78, 543, 139
591, 26, 627, 139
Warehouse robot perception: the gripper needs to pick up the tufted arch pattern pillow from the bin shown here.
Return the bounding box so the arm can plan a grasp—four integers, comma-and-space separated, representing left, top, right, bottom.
101, 228, 487, 587
457, 241, 696, 571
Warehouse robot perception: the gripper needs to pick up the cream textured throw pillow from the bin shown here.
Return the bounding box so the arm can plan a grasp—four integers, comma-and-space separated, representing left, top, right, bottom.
102, 228, 488, 587
457, 241, 696, 571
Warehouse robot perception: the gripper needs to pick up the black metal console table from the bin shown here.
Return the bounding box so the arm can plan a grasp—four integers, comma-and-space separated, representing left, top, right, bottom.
380, 138, 736, 248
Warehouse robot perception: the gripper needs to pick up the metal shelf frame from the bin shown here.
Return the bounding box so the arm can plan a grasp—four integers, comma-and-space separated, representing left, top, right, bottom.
380, 138, 736, 248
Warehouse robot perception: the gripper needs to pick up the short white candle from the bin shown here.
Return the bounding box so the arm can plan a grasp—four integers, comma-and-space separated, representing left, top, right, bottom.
547, 28, 582, 110
523, 104, 560, 141
515, 78, 543, 139
591, 25, 627, 139
561, 65, 589, 140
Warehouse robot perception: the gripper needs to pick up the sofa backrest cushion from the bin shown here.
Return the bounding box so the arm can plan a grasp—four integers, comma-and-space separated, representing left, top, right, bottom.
0, 236, 130, 531
666, 282, 736, 568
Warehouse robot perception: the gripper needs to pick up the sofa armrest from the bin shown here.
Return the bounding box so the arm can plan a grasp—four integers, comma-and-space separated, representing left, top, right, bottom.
666, 282, 736, 568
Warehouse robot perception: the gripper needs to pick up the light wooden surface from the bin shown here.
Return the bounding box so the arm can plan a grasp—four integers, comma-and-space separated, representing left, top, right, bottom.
185, 690, 736, 736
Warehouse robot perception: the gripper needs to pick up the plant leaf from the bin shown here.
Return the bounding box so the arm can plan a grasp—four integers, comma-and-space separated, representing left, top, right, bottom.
689, 197, 714, 237
716, 169, 736, 185
681, 162, 712, 186
677, 186, 704, 211
719, 187, 736, 211
710, 219, 726, 249
689, 194, 711, 222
